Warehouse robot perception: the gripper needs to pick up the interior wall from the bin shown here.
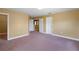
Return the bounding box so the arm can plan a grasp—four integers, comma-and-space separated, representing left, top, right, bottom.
42, 16, 46, 32
39, 18, 44, 33
0, 8, 29, 39
40, 10, 79, 39
53, 10, 79, 39
29, 19, 34, 31
9, 11, 29, 39
0, 14, 7, 33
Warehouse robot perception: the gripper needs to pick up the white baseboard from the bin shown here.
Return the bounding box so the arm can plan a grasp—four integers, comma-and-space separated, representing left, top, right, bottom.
40, 32, 79, 41
9, 33, 29, 40
9, 32, 79, 41
51, 33, 79, 41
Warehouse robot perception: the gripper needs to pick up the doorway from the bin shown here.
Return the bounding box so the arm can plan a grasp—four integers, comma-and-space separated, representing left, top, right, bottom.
34, 20, 39, 32
46, 16, 52, 34
0, 13, 8, 40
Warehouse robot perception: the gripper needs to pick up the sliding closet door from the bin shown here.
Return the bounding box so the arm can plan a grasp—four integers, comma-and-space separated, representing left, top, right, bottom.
39, 18, 44, 33
29, 19, 34, 32
46, 16, 52, 34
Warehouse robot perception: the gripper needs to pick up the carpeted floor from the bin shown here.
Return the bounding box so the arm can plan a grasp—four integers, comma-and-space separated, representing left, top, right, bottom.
0, 32, 79, 51
0, 34, 7, 40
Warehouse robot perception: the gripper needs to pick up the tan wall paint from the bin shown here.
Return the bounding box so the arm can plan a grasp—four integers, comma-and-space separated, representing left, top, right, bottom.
0, 14, 7, 33
53, 10, 79, 39
42, 16, 46, 32
0, 8, 29, 39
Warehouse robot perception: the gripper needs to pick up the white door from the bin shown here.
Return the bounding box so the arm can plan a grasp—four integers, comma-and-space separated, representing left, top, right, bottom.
46, 16, 52, 34
39, 18, 44, 33
29, 19, 34, 31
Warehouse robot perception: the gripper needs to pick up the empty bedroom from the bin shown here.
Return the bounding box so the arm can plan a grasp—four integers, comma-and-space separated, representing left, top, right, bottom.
0, 8, 79, 51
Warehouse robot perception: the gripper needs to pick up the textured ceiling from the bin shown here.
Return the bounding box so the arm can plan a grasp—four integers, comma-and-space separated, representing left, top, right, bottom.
8, 8, 76, 17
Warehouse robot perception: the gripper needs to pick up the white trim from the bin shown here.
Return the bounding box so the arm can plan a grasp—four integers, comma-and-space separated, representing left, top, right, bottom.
7, 14, 9, 40
29, 19, 34, 31
46, 16, 52, 34
40, 32, 79, 41
51, 33, 79, 41
0, 13, 9, 15
0, 13, 9, 40
39, 18, 44, 33
9, 34, 29, 40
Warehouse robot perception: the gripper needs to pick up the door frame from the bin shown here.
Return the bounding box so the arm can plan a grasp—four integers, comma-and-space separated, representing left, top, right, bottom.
46, 16, 52, 34
0, 13, 9, 40
29, 19, 34, 32
39, 18, 44, 33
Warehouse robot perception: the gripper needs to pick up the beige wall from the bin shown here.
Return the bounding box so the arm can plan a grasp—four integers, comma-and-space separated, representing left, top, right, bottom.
37, 10, 79, 39
0, 8, 29, 39
0, 14, 7, 33
42, 16, 46, 32
53, 10, 79, 39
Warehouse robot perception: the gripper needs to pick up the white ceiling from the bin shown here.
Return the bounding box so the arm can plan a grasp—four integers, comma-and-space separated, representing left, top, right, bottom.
8, 8, 76, 17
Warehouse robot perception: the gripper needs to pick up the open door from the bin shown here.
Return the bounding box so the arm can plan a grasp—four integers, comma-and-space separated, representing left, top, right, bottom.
39, 18, 44, 33
46, 16, 52, 34
0, 14, 7, 40
34, 20, 39, 32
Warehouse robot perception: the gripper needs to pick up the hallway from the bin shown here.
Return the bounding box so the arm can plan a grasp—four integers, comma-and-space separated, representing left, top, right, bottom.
0, 32, 79, 51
